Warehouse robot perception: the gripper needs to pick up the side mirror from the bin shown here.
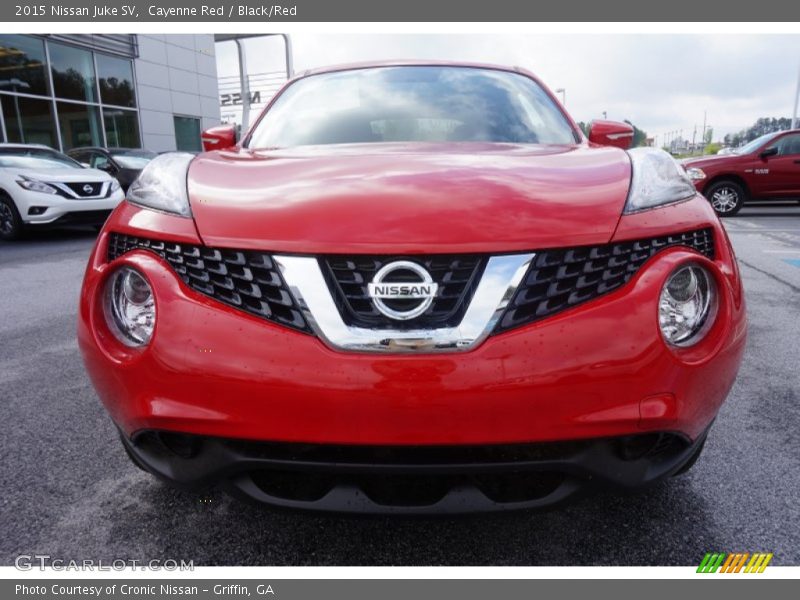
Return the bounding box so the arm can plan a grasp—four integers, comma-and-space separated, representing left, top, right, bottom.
202, 125, 238, 152
588, 120, 635, 150
97, 162, 116, 174
759, 146, 779, 160
80, 162, 91, 168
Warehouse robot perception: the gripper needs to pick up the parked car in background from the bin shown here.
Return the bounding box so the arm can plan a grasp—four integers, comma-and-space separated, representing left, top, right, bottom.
67, 147, 157, 193
683, 129, 800, 216
0, 144, 124, 241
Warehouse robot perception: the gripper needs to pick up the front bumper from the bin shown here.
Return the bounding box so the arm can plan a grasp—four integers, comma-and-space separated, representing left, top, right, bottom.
121, 427, 708, 514
78, 200, 746, 510
20, 189, 123, 225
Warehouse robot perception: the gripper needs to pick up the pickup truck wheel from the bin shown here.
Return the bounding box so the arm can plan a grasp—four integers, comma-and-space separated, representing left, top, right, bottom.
706, 180, 746, 217
0, 193, 25, 241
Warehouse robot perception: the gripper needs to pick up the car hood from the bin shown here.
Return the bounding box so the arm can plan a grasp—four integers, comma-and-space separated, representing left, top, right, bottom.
12, 167, 113, 182
681, 154, 744, 169
187, 143, 632, 254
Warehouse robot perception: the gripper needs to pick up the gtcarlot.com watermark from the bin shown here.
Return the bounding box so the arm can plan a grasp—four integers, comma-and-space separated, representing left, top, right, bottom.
15, 554, 194, 571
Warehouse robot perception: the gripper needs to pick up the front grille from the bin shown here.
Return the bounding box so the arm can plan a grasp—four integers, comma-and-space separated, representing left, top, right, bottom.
107, 233, 310, 332
63, 182, 104, 197
497, 228, 715, 333
322, 255, 485, 329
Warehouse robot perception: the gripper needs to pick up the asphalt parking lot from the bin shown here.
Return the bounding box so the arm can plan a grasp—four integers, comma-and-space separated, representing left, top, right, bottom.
1, 205, 799, 567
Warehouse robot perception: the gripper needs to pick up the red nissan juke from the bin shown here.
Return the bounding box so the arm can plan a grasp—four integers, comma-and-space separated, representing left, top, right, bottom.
78, 62, 747, 513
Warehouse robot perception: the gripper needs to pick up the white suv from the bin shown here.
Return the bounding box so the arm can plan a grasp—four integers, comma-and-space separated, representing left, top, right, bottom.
0, 144, 125, 240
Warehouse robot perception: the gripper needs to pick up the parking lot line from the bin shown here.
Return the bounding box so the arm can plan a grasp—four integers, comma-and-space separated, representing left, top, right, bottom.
726, 229, 800, 233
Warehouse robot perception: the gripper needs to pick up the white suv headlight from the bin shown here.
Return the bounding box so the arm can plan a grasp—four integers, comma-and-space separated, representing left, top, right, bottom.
624, 148, 696, 213
127, 152, 194, 217
17, 177, 58, 195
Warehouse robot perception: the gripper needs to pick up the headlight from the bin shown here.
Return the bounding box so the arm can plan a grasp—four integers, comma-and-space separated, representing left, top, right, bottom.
658, 264, 716, 347
127, 152, 194, 217
104, 267, 156, 347
624, 148, 696, 213
110, 179, 121, 193
16, 177, 58, 195
685, 167, 706, 181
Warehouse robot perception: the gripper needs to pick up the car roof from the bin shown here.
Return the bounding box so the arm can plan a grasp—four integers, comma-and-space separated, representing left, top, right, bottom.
67, 146, 153, 153
298, 60, 530, 80
0, 143, 57, 150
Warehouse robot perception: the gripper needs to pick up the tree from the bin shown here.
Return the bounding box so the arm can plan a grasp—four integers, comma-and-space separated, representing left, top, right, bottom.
704, 127, 713, 145
623, 120, 648, 147
723, 117, 792, 147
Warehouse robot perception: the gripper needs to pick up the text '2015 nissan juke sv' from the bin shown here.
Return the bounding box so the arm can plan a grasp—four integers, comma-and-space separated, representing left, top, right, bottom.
78, 62, 747, 513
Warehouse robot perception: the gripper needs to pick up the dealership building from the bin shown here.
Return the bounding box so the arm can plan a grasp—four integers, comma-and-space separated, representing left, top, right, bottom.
0, 34, 222, 153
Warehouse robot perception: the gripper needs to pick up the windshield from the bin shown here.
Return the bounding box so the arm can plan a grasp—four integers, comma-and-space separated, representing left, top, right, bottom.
247, 66, 578, 149
735, 132, 782, 155
111, 150, 156, 170
0, 147, 82, 169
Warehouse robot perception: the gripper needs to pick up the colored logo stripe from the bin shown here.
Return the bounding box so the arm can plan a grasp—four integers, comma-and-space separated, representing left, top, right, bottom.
697, 553, 726, 573
698, 552, 773, 573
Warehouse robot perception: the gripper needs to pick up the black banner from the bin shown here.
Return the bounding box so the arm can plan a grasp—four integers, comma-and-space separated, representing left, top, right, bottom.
4, 0, 800, 22
4, 579, 799, 599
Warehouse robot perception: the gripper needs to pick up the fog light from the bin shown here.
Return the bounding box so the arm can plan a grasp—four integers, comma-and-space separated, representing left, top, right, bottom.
658, 264, 716, 346
105, 267, 155, 346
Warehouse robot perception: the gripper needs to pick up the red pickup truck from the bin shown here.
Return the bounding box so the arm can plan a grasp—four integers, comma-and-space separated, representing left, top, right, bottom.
683, 129, 800, 216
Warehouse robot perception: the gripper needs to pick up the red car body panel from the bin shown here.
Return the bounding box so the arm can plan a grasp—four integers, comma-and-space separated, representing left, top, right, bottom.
77, 62, 748, 511
684, 129, 800, 199
78, 196, 746, 446
187, 143, 631, 254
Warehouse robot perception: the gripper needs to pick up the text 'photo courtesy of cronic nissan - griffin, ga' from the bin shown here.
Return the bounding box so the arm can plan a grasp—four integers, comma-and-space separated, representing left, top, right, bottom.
77, 62, 747, 514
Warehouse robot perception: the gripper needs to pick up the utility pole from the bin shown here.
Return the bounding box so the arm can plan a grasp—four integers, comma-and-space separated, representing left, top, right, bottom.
701, 110, 707, 151
692, 125, 697, 155
235, 38, 250, 130
793, 59, 800, 129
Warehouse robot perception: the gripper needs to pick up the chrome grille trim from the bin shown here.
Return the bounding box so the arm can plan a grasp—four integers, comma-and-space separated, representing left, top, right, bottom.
276, 253, 534, 353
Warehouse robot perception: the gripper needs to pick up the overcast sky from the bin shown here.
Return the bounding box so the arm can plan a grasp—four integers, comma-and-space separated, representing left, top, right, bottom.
215, 34, 800, 143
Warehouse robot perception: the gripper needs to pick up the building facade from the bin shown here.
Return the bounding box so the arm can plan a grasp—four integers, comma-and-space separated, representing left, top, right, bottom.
0, 34, 220, 153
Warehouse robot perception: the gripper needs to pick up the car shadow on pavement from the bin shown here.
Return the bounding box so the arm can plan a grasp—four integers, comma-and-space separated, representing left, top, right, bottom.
48, 464, 718, 567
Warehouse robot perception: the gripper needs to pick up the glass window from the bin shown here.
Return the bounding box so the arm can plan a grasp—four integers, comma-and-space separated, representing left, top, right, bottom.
110, 150, 156, 169
736, 132, 781, 155
89, 152, 111, 170
247, 66, 578, 149
103, 108, 140, 147
67, 150, 90, 164
97, 54, 136, 108
174, 115, 201, 152
776, 134, 800, 156
57, 101, 103, 150
49, 41, 97, 103
1, 95, 57, 147
0, 34, 49, 97
0, 147, 81, 169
